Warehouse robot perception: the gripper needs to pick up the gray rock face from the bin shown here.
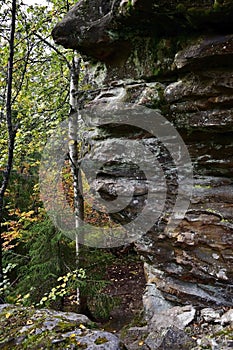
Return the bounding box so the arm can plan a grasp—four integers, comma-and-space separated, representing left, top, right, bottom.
149, 305, 196, 331
201, 308, 221, 322
122, 306, 233, 350
145, 327, 195, 350
52, 1, 233, 68
52, 0, 233, 81
143, 283, 172, 321
52, 0, 233, 310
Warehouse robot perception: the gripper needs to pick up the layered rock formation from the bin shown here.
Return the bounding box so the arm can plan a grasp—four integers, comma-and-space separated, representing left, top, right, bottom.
52, 0, 233, 310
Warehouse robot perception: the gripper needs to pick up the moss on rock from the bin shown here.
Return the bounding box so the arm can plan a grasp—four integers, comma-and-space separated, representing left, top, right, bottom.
0, 304, 125, 349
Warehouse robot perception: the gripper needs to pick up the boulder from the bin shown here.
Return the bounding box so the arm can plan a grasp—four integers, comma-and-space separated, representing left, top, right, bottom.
0, 304, 126, 349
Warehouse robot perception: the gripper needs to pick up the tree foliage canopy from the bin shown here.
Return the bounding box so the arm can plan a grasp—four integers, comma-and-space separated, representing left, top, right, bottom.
0, 0, 76, 174
0, 1, 119, 320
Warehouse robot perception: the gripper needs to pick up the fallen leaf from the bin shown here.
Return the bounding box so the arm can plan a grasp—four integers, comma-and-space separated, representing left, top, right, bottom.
69, 333, 76, 338
26, 320, 33, 325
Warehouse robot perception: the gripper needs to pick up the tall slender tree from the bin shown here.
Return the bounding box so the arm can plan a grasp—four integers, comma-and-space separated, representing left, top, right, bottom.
68, 56, 83, 303
0, 0, 88, 307
0, 0, 17, 286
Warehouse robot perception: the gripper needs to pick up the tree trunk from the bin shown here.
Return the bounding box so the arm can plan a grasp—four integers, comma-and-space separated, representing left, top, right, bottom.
0, 0, 17, 287
68, 56, 84, 304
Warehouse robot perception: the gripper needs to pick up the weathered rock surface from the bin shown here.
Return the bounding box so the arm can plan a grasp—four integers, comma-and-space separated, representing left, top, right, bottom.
121, 305, 233, 350
0, 304, 125, 349
52, 0, 233, 315
1, 304, 232, 350
52, 0, 233, 79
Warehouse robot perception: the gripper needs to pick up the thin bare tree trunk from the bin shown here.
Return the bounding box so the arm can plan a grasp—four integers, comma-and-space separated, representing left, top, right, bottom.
0, 0, 17, 286
68, 56, 84, 304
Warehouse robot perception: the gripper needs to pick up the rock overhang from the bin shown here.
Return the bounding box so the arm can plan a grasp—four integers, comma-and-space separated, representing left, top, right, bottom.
52, 0, 233, 64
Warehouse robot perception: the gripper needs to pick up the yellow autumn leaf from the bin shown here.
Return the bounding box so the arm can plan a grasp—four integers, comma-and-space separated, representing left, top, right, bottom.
69, 333, 76, 339
40, 296, 48, 303
79, 324, 86, 330
138, 340, 144, 346
5, 313, 11, 319
26, 319, 33, 325
26, 210, 35, 216
23, 293, 30, 299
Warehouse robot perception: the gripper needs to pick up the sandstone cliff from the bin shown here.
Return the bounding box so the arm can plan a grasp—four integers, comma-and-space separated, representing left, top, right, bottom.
52, 0, 233, 310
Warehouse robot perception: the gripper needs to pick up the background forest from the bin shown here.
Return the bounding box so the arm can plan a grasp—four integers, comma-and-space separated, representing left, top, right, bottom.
0, 0, 131, 321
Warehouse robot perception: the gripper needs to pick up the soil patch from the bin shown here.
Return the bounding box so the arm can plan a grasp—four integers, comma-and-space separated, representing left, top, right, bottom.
102, 255, 146, 332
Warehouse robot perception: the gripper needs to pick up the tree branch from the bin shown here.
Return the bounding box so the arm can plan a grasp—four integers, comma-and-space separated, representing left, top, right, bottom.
34, 32, 72, 70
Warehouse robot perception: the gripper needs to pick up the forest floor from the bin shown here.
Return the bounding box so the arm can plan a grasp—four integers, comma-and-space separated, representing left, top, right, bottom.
102, 255, 146, 333
64, 247, 147, 333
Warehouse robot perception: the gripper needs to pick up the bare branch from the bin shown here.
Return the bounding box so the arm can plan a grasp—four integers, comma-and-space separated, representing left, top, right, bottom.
34, 32, 72, 70
12, 48, 31, 105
